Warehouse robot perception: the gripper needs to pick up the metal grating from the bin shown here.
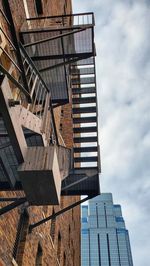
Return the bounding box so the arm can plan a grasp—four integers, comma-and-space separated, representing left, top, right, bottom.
20, 13, 95, 104
62, 171, 100, 196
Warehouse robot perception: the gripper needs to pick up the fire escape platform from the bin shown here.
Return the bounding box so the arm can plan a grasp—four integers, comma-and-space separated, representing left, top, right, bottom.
20, 13, 95, 105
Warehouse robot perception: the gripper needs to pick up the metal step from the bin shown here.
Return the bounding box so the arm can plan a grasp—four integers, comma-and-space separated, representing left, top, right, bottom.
72, 57, 94, 66
74, 136, 97, 143
72, 166, 99, 172
71, 67, 95, 75
72, 97, 96, 104
74, 146, 98, 153
72, 87, 96, 94
73, 107, 96, 114
73, 126, 97, 133
72, 77, 95, 85
73, 117, 97, 124
74, 156, 98, 162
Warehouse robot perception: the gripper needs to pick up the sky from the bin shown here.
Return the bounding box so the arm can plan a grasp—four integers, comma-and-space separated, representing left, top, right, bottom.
73, 1, 150, 265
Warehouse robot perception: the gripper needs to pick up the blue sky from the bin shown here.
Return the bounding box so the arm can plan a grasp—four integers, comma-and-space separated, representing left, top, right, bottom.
73, 1, 150, 265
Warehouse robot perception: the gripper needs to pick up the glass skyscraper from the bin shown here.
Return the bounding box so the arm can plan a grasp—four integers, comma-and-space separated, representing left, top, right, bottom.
81, 193, 133, 266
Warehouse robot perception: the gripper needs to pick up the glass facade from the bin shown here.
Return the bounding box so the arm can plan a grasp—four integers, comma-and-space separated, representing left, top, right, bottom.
81, 193, 133, 266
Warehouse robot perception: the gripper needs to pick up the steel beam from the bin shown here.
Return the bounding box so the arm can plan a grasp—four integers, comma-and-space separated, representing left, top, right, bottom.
39, 55, 92, 72
0, 181, 22, 191
29, 196, 92, 233
24, 27, 91, 48
31, 52, 93, 61
0, 197, 26, 202
0, 197, 27, 216
61, 175, 89, 191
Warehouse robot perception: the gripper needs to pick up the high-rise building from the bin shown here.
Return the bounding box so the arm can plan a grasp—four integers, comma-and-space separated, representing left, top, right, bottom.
81, 193, 133, 266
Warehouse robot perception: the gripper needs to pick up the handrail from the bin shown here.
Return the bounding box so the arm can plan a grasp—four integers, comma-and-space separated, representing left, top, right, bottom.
19, 43, 49, 92
0, 8, 11, 25
26, 12, 94, 20
19, 43, 59, 145
0, 27, 17, 51
0, 47, 21, 73
0, 64, 31, 99
23, 13, 95, 28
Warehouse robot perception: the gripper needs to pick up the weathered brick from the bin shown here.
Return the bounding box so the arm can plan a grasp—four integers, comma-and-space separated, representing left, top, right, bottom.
0, 0, 80, 265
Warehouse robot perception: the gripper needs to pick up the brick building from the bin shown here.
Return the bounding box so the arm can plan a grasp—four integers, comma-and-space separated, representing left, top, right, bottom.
0, 1, 100, 265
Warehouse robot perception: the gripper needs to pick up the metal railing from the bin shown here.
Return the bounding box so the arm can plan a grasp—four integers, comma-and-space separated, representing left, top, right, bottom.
0, 8, 58, 145
21, 12, 95, 31
0, 7, 30, 100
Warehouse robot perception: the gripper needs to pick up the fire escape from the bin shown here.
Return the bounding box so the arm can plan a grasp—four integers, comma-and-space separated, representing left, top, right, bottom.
0, 1, 100, 224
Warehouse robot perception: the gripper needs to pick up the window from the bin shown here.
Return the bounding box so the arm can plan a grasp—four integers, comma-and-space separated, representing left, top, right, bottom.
0, 34, 2, 44
116, 217, 124, 222
63, 252, 66, 266
82, 229, 88, 234
35, 0, 43, 15
68, 224, 71, 247
61, 109, 64, 117
82, 217, 88, 223
57, 232, 61, 262
35, 243, 43, 266
60, 123, 63, 131
50, 208, 56, 242
13, 209, 29, 265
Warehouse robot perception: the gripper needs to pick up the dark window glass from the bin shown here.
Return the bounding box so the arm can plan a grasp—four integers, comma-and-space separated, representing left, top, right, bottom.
57, 232, 61, 262
35, 0, 43, 15
50, 208, 56, 242
35, 244, 43, 266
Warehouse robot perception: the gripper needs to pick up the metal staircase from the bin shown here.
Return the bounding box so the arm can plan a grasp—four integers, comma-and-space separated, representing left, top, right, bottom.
61, 57, 100, 196
71, 58, 100, 170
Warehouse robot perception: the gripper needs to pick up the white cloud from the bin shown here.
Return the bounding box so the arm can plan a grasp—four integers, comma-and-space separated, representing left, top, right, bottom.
73, 1, 150, 265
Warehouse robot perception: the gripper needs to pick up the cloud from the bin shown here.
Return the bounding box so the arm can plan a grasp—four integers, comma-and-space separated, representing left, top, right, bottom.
73, 1, 150, 265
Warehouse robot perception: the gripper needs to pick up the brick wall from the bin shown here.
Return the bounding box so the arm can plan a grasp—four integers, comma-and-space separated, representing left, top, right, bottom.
0, 1, 80, 265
